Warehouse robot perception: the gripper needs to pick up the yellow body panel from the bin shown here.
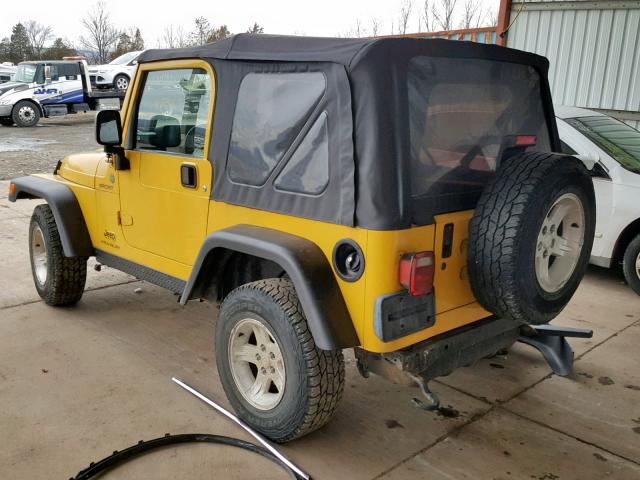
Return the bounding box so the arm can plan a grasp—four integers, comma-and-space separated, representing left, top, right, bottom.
206, 201, 491, 353
46, 58, 493, 354
115, 59, 215, 277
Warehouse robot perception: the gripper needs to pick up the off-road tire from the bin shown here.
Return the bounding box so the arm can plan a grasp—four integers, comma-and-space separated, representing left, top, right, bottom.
12, 100, 41, 127
468, 152, 596, 325
216, 278, 345, 443
622, 235, 640, 296
29, 204, 87, 305
0, 118, 13, 126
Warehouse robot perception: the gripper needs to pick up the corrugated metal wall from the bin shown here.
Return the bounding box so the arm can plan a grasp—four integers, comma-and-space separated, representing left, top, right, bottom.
506, 1, 640, 129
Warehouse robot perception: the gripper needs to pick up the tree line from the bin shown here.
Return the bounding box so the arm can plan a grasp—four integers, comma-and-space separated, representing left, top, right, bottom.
342, 0, 497, 38
0, 22, 75, 64
0, 0, 493, 65
0, 1, 264, 65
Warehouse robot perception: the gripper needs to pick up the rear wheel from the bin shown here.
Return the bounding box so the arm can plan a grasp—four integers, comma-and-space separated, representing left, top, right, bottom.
216, 278, 345, 443
12, 100, 40, 127
29, 204, 87, 305
622, 235, 640, 296
468, 152, 596, 325
113, 74, 130, 91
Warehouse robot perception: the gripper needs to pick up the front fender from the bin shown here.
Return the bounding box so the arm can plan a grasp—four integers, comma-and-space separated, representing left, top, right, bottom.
9, 176, 93, 257
181, 225, 359, 350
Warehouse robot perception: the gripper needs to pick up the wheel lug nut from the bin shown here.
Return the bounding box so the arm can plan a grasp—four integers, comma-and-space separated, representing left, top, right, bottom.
269, 352, 275, 359
270, 367, 275, 374
260, 344, 266, 351
255, 354, 261, 360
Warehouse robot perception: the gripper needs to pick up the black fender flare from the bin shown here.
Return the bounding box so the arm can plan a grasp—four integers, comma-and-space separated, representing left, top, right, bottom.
9, 176, 93, 257
181, 225, 360, 350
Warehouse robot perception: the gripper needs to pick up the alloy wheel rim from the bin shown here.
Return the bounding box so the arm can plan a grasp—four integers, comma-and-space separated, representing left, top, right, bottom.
18, 106, 35, 123
228, 318, 286, 411
535, 193, 585, 293
116, 77, 128, 90
636, 252, 640, 278
31, 224, 47, 285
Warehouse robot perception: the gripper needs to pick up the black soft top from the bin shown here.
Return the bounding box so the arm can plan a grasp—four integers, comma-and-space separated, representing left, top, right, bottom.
137, 35, 558, 229
139, 34, 549, 72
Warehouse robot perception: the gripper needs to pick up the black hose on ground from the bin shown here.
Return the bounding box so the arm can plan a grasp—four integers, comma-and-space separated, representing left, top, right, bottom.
69, 433, 300, 480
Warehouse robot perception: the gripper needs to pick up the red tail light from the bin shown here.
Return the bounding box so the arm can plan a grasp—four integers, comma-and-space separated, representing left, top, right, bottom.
399, 251, 435, 296
515, 135, 537, 146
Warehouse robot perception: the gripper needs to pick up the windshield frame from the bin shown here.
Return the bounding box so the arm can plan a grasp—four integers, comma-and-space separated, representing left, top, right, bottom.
14, 64, 38, 83
109, 51, 140, 66
566, 115, 640, 174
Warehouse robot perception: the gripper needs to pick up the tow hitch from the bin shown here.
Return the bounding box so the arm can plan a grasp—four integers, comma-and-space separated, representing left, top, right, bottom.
355, 317, 593, 411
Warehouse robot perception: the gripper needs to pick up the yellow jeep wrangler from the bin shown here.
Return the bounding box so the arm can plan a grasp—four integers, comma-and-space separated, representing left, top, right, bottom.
9, 35, 595, 442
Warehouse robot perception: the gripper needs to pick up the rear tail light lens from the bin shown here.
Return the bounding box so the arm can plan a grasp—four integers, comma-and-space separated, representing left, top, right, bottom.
515, 135, 537, 147
399, 251, 435, 296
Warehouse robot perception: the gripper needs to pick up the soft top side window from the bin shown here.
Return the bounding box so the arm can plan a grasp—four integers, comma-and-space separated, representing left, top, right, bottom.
227, 72, 327, 187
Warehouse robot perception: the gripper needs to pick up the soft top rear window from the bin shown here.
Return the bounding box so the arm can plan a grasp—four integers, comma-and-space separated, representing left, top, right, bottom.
408, 56, 551, 222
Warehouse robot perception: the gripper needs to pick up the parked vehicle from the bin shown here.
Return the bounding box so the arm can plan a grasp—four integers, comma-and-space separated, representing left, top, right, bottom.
0, 59, 125, 127
0, 62, 16, 83
556, 105, 640, 295
88, 50, 143, 91
9, 35, 596, 442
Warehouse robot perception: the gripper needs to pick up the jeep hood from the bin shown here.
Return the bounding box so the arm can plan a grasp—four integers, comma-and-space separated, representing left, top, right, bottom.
57, 151, 106, 188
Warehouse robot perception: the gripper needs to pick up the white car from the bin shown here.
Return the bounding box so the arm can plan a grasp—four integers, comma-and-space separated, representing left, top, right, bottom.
88, 50, 143, 91
556, 105, 640, 295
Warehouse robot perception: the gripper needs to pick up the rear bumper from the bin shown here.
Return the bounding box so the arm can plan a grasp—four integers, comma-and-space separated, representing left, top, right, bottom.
356, 316, 519, 382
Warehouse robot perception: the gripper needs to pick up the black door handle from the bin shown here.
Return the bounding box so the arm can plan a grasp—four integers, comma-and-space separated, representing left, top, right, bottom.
181, 163, 197, 188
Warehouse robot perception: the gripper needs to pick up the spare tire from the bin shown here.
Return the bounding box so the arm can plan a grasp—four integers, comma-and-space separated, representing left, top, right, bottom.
468, 152, 595, 325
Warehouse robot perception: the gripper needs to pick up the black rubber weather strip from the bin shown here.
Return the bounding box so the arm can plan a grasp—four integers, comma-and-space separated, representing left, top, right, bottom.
69, 433, 300, 480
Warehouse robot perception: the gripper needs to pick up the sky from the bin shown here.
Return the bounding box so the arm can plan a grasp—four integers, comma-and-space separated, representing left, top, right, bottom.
0, 0, 501, 49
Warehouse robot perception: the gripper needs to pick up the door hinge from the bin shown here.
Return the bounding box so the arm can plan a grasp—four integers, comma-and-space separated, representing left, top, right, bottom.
117, 211, 133, 226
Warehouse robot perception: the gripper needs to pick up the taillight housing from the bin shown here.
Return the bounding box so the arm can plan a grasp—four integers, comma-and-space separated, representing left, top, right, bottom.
399, 251, 435, 296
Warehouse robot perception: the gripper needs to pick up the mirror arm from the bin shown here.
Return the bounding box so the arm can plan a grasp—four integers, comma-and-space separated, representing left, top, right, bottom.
105, 145, 130, 171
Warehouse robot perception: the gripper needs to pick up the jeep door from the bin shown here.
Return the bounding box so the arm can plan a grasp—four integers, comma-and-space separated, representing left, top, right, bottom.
117, 61, 214, 272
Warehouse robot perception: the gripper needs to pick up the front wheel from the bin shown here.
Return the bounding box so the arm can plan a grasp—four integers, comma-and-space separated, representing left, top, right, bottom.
215, 278, 345, 443
29, 204, 87, 305
622, 235, 640, 296
12, 100, 40, 127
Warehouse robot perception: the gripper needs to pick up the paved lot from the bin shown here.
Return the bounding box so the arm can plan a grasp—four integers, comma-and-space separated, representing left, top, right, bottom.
0, 120, 639, 479
0, 180, 638, 479
0, 113, 96, 180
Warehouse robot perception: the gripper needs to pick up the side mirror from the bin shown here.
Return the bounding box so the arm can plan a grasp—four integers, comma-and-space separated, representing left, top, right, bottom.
95, 110, 129, 170
95, 109, 122, 146
44, 65, 52, 84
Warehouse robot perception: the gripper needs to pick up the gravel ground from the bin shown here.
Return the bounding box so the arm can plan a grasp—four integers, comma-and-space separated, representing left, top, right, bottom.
0, 112, 97, 180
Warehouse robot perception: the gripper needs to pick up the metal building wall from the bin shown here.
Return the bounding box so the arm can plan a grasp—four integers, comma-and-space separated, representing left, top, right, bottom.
506, 1, 640, 129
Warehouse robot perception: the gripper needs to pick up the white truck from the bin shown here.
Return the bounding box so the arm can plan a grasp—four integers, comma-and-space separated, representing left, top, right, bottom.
0, 59, 125, 127
0, 62, 16, 83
